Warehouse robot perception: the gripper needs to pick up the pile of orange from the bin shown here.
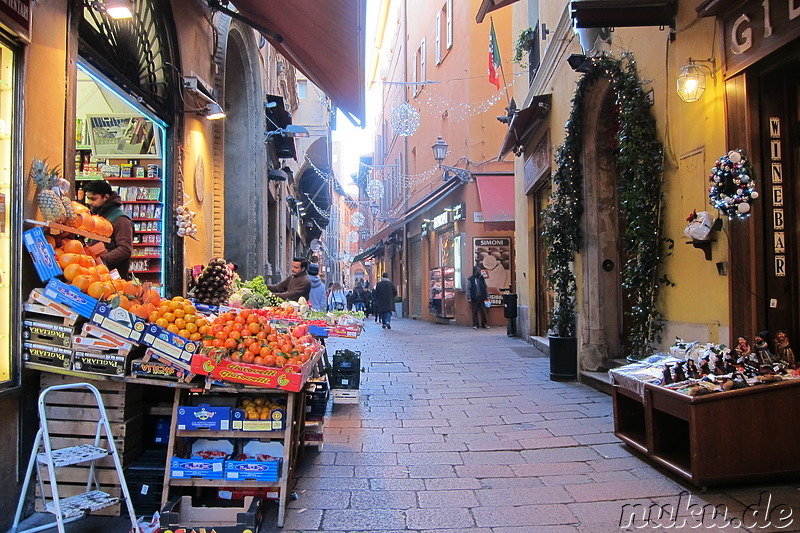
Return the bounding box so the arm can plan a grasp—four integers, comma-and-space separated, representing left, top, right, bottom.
147, 296, 208, 342
201, 309, 318, 369
239, 397, 282, 421
69, 202, 113, 237
55, 237, 163, 318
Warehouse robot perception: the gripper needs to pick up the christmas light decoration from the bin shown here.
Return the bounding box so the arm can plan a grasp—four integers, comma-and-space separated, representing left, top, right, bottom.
389, 102, 420, 136
351, 211, 365, 227
708, 150, 757, 218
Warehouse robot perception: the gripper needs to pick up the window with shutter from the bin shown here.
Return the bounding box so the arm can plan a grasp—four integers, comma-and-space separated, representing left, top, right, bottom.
446, 0, 453, 49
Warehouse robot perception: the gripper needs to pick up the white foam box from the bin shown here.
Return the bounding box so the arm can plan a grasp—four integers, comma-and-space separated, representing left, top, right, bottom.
331, 389, 359, 404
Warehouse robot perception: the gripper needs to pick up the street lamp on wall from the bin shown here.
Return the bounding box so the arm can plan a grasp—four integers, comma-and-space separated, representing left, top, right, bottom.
370, 203, 379, 217
431, 136, 472, 183
677, 58, 715, 103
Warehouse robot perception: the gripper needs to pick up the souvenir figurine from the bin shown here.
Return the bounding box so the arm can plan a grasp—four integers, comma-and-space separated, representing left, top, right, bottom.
754, 330, 775, 365
686, 358, 700, 379
673, 362, 686, 383
662, 364, 673, 385
774, 330, 795, 365
735, 336, 752, 363
699, 356, 711, 376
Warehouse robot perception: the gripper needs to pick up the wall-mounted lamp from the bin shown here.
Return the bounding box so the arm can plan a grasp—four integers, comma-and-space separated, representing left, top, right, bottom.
104, 0, 133, 19
431, 136, 472, 183
204, 102, 226, 120
268, 169, 288, 182
677, 58, 715, 103
265, 124, 310, 138
370, 204, 379, 217
183, 75, 226, 120
567, 53, 595, 73
359, 230, 369, 240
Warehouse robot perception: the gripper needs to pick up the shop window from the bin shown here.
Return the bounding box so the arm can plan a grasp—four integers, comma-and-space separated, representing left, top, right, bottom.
0, 40, 15, 386
453, 234, 462, 289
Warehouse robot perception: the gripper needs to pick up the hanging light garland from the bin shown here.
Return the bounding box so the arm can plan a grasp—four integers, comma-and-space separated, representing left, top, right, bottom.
389, 102, 420, 136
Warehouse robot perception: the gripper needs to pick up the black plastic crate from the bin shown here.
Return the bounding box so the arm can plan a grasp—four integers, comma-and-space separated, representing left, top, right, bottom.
332, 350, 360, 390
305, 378, 329, 416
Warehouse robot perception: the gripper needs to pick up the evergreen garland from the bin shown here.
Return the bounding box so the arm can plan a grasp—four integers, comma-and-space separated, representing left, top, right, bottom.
542, 53, 669, 359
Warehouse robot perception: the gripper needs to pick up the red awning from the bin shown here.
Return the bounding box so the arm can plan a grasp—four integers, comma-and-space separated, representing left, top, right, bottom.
476, 175, 515, 230
228, 0, 366, 125
476, 0, 521, 23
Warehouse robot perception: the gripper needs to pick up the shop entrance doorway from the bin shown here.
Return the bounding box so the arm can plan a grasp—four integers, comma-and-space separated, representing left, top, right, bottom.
758, 55, 800, 340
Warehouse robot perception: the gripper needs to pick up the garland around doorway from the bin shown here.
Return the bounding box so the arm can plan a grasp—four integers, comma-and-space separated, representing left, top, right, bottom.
542, 53, 669, 359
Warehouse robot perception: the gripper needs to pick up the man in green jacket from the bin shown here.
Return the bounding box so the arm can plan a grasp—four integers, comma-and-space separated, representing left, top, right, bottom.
84, 180, 134, 279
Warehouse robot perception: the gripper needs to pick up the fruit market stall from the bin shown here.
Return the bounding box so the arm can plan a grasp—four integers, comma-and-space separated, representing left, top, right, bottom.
610, 341, 800, 488
19, 228, 335, 529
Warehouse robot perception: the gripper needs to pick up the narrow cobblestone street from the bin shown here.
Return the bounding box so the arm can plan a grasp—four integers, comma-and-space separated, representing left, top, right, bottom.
271, 318, 800, 532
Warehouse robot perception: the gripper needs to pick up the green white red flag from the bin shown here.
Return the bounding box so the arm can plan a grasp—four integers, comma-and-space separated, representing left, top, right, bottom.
488, 20, 501, 89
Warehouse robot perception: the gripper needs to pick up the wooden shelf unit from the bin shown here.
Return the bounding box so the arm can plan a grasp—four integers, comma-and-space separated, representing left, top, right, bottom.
612, 379, 800, 487
162, 386, 308, 528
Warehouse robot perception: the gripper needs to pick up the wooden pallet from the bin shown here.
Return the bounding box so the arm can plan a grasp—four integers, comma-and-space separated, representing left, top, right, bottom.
35, 374, 144, 517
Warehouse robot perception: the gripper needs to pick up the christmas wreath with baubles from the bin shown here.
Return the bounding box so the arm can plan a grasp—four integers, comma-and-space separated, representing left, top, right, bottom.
709, 150, 758, 217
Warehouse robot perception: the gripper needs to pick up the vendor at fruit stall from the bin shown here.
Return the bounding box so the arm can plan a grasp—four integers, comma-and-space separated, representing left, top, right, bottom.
83, 179, 133, 279
267, 257, 311, 301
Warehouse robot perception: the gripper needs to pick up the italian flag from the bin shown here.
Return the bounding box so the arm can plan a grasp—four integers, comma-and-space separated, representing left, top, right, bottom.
488, 20, 501, 89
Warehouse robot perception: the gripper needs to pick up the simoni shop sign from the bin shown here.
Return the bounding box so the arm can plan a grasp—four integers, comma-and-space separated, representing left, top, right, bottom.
721, 0, 800, 75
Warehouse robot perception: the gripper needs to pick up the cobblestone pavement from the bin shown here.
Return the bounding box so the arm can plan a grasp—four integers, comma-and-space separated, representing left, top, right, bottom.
14, 317, 800, 532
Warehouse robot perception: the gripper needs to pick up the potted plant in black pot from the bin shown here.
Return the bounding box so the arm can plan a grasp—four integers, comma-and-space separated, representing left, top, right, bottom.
541, 139, 582, 381
512, 27, 537, 66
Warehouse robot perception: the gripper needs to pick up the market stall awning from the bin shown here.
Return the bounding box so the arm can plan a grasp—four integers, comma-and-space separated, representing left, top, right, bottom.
475, 174, 515, 230
476, 0, 521, 23
297, 137, 333, 239
498, 94, 551, 160
352, 242, 383, 264
402, 177, 466, 223
224, 0, 366, 125
571, 0, 676, 29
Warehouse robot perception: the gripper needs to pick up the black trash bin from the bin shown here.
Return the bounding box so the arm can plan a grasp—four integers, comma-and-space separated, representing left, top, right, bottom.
501, 293, 517, 337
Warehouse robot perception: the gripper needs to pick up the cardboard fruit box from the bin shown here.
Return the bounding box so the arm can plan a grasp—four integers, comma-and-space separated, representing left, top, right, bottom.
130, 358, 186, 381
160, 495, 262, 533
43, 278, 99, 319
23, 318, 74, 349
170, 439, 232, 480
22, 341, 72, 370
90, 301, 147, 344
224, 441, 282, 483
72, 350, 126, 376
23, 227, 62, 282
190, 348, 320, 392
140, 324, 199, 368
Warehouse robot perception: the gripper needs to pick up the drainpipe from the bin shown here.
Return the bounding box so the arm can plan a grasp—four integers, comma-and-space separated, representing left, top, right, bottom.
402, 0, 410, 312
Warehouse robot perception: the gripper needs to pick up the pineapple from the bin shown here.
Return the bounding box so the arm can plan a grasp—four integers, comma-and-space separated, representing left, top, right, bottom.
52, 169, 78, 227
30, 158, 66, 223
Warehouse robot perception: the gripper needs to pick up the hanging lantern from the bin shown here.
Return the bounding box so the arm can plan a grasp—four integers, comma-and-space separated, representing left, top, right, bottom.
367, 179, 384, 200
389, 102, 420, 136
351, 211, 365, 227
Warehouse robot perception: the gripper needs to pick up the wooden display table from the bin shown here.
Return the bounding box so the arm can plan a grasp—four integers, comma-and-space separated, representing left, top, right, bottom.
613, 378, 800, 488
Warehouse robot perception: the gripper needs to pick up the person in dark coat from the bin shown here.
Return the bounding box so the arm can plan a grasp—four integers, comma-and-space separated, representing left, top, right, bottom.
466, 265, 489, 329
345, 289, 354, 311
373, 272, 397, 329
363, 287, 373, 318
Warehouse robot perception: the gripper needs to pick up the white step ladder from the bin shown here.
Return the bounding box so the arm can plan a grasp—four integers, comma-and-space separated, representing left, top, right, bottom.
10, 382, 140, 533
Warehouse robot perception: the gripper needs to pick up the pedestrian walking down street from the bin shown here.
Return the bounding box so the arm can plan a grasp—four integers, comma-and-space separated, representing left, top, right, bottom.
306, 263, 326, 311
353, 283, 366, 312
373, 272, 397, 329
467, 265, 489, 329
363, 287, 373, 318
327, 282, 346, 311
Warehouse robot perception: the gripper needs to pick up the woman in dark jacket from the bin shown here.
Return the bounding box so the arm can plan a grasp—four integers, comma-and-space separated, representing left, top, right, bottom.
466, 265, 489, 329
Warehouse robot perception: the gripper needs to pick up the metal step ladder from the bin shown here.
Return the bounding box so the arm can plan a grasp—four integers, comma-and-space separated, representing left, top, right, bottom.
11, 382, 140, 533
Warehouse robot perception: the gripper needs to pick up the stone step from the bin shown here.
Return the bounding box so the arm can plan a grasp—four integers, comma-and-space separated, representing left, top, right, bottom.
579, 370, 613, 396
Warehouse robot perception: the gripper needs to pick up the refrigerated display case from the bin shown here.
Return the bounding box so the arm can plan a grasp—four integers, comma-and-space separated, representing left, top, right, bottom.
429, 267, 455, 319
